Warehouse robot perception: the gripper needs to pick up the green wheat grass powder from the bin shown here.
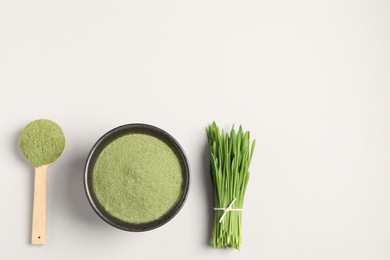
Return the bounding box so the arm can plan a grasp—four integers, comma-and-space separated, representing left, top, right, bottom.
92, 133, 184, 224
19, 119, 65, 168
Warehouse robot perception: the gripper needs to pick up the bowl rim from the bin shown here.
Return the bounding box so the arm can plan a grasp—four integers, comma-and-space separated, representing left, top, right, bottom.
84, 123, 190, 232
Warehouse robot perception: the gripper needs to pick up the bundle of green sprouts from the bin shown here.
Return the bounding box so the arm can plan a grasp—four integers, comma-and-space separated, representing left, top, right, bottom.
206, 122, 255, 249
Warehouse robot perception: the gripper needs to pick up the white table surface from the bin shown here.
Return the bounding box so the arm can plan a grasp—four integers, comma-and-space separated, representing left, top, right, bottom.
1, 1, 390, 259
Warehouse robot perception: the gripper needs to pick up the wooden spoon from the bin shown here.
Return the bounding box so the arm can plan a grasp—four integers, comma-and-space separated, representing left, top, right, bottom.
19, 119, 65, 245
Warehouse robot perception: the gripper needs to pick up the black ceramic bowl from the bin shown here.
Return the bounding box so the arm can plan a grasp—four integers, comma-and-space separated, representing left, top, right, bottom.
84, 123, 190, 232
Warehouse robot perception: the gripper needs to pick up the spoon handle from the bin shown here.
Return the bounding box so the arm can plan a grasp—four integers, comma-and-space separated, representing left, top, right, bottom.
31, 165, 48, 245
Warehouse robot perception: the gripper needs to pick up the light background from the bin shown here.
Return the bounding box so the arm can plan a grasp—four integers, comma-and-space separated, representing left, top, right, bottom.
1, 1, 390, 259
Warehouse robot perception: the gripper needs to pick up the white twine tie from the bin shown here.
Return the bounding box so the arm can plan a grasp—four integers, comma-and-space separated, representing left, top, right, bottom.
213, 198, 243, 223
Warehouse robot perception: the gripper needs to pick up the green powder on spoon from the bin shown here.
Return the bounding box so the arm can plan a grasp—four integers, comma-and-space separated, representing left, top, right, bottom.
92, 133, 184, 224
19, 119, 66, 167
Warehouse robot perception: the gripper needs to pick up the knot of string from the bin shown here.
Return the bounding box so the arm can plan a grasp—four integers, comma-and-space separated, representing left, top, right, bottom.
213, 198, 243, 223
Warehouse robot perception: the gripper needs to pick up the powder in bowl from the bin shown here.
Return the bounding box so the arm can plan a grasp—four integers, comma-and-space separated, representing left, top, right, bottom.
92, 133, 184, 224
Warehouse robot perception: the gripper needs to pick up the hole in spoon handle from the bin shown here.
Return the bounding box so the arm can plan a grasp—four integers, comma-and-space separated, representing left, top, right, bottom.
31, 165, 48, 245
